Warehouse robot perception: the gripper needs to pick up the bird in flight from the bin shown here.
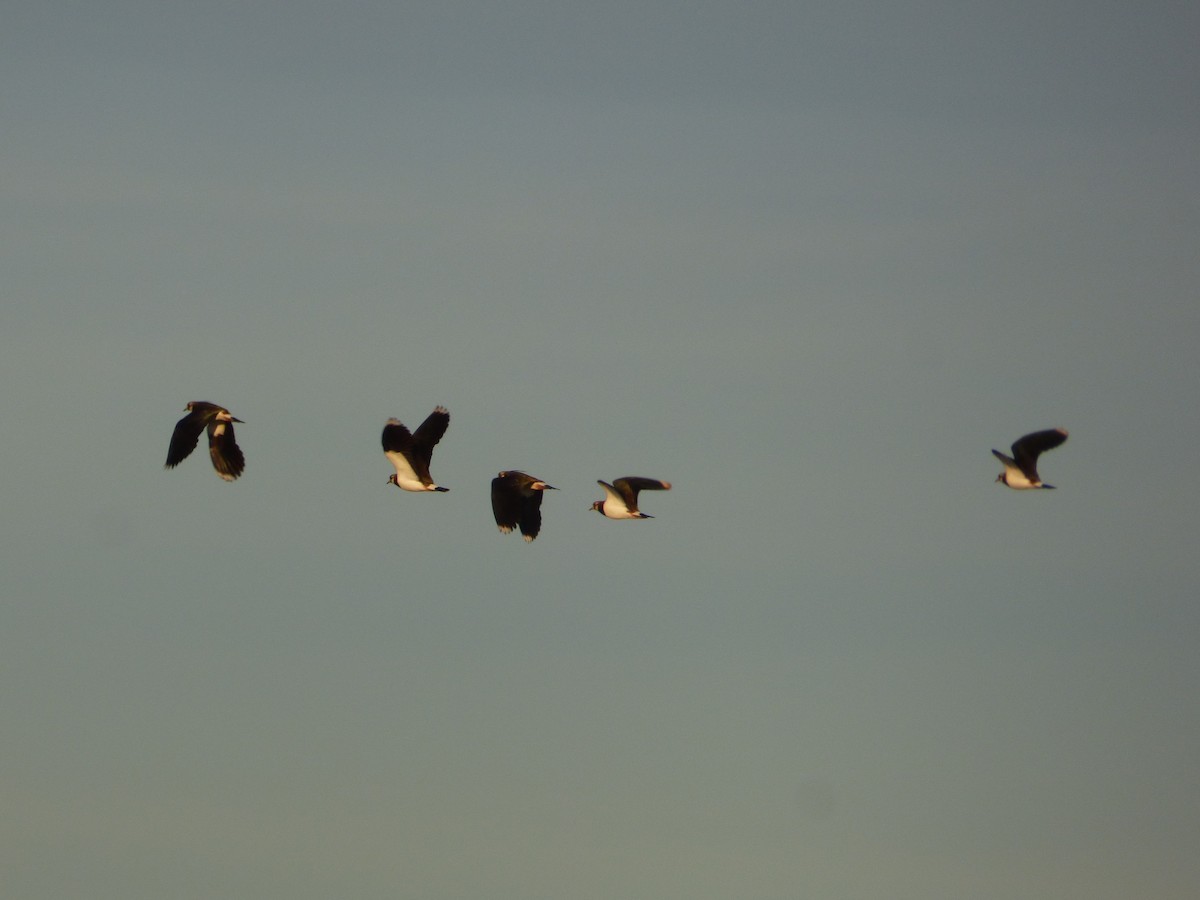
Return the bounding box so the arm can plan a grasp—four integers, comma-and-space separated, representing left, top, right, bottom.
165, 401, 246, 481
491, 470, 557, 541
382, 407, 450, 492
993, 428, 1068, 489
590, 477, 671, 519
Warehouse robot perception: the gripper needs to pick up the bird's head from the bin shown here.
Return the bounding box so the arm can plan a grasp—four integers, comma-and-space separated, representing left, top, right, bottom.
387, 474, 400, 487
589, 500, 604, 513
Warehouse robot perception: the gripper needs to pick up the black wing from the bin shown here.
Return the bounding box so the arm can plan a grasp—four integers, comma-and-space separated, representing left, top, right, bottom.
517, 492, 544, 540
381, 418, 413, 453
208, 421, 245, 481
165, 409, 207, 468
412, 406, 450, 458
613, 476, 672, 503
1012, 429, 1068, 475
491, 474, 522, 534
492, 471, 547, 540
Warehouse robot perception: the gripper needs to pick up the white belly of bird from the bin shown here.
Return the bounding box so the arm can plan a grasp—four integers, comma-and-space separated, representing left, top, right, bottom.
386, 452, 428, 491
598, 483, 636, 517
1003, 463, 1038, 489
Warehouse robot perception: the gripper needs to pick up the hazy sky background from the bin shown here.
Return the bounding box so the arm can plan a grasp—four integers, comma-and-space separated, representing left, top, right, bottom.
2, 3, 1198, 898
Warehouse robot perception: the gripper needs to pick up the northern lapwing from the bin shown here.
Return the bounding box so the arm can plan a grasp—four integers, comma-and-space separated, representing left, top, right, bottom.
993, 428, 1068, 489
382, 407, 450, 492
590, 477, 671, 519
491, 471, 556, 541
164, 401, 246, 481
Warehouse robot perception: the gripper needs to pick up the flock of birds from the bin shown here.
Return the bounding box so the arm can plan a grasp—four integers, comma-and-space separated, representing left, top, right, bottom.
165, 401, 1069, 541
164, 401, 674, 542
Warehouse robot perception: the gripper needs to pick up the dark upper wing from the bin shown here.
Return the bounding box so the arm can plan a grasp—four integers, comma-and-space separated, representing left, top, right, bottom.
517, 490, 544, 540
492, 472, 546, 539
614, 476, 672, 502
208, 421, 245, 481
189, 401, 224, 417
1012, 429, 1068, 473
165, 410, 207, 468
412, 407, 450, 457
381, 418, 413, 453
491, 474, 520, 533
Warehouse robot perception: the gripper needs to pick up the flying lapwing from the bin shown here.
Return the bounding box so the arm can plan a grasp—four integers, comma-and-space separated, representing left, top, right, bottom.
164, 401, 246, 481
491, 471, 557, 541
382, 407, 450, 492
993, 428, 1068, 489
590, 477, 672, 519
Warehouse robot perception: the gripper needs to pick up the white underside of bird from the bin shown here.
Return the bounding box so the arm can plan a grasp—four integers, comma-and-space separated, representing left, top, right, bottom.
596, 481, 643, 518
993, 453, 1040, 489
385, 451, 436, 491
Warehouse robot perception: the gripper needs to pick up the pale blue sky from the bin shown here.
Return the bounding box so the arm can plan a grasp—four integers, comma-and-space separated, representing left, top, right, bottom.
2, 3, 1199, 898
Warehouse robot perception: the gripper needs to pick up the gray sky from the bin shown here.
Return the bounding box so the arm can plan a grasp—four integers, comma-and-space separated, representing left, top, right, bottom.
3, 3, 1198, 898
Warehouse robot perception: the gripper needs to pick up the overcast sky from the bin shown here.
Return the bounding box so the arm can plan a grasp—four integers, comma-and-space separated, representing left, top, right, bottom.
2, 3, 1199, 898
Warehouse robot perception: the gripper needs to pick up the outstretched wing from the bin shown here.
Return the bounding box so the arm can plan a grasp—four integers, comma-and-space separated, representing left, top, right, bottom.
208, 421, 245, 481
1012, 429, 1067, 474
165, 410, 206, 468
491, 474, 521, 534
517, 493, 544, 541
412, 406, 450, 457
381, 418, 413, 453
613, 476, 672, 502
